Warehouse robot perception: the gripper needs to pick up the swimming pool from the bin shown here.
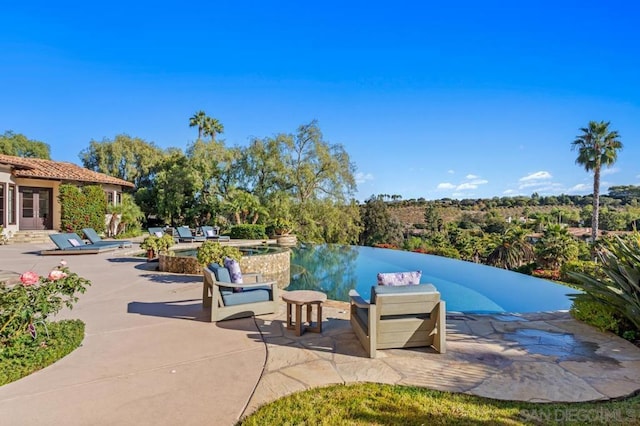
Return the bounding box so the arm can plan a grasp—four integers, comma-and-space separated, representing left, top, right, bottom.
288, 244, 576, 314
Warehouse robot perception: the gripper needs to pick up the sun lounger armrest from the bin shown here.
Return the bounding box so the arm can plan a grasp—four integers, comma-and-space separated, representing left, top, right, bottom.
349, 289, 370, 308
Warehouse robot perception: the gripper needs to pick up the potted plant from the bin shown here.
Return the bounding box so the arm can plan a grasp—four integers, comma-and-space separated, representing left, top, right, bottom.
140, 235, 160, 260
157, 234, 176, 254
271, 218, 294, 236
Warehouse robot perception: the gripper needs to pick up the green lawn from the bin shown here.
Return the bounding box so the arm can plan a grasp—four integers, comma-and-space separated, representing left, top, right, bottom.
239, 383, 640, 425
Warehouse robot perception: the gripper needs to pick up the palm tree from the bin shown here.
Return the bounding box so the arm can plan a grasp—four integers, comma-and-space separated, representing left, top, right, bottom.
202, 116, 224, 141
534, 224, 579, 270
189, 110, 207, 139
572, 121, 623, 243
486, 226, 535, 270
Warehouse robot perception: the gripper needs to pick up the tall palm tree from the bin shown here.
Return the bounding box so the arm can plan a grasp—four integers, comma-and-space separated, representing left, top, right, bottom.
189, 110, 207, 139
572, 121, 623, 243
202, 116, 224, 141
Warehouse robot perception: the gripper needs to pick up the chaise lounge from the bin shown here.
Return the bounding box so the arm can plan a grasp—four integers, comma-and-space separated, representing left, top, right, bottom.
349, 272, 446, 358
42, 232, 122, 255
202, 262, 279, 322
176, 226, 206, 243
82, 228, 132, 248
199, 225, 231, 241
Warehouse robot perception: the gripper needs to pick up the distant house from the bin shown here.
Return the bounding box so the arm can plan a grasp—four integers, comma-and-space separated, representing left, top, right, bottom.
0, 154, 134, 235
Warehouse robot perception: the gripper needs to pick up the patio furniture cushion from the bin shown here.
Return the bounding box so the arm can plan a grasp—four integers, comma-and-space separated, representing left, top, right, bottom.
206, 229, 214, 237
209, 263, 233, 293
68, 238, 82, 247
221, 287, 272, 306
377, 271, 422, 286
224, 257, 243, 283
371, 283, 438, 304
154, 231, 163, 237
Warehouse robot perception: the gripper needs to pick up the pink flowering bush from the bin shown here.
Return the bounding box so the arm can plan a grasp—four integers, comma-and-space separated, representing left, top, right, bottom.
0, 260, 91, 345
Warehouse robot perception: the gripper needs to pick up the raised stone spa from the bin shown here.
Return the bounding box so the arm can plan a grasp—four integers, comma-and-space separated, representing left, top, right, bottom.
158, 245, 291, 287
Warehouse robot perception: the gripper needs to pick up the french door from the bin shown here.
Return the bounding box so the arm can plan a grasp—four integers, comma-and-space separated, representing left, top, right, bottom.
19, 187, 52, 230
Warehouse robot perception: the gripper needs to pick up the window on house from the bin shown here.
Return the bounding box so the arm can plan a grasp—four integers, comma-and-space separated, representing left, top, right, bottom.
8, 184, 16, 225
106, 191, 114, 205
116, 192, 122, 205
0, 184, 4, 226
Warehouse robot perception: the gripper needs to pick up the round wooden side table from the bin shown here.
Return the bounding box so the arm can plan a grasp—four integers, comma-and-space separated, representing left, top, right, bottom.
282, 290, 328, 336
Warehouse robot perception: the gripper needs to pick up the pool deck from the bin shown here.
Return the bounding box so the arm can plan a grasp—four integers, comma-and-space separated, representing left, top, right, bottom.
1, 241, 640, 425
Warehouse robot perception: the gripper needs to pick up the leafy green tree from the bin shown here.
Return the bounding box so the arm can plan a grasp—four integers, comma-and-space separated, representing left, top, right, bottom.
80, 134, 165, 189
221, 189, 267, 224
282, 120, 356, 204
359, 195, 404, 246
572, 121, 623, 243
424, 204, 443, 233
535, 224, 579, 270
292, 199, 361, 244
0, 131, 50, 159
153, 151, 201, 225
486, 226, 535, 270
482, 210, 507, 234
608, 185, 640, 204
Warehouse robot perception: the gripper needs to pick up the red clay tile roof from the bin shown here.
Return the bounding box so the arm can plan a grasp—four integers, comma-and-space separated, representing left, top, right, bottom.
0, 154, 135, 187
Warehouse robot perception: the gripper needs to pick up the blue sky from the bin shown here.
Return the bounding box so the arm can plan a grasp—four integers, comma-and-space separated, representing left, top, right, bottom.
1, 1, 639, 201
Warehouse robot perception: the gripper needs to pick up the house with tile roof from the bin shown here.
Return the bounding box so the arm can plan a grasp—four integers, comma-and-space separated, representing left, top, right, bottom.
0, 154, 134, 236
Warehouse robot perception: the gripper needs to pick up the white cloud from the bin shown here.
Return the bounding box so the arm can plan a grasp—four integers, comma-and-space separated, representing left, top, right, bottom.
503, 189, 518, 195
437, 182, 456, 190
355, 172, 374, 184
568, 183, 589, 193
456, 183, 477, 190
601, 167, 619, 176
519, 171, 552, 182
447, 169, 455, 174
470, 179, 488, 185
465, 174, 478, 179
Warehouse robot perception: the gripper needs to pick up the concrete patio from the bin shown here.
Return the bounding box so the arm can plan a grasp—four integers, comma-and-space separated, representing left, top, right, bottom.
1, 242, 639, 425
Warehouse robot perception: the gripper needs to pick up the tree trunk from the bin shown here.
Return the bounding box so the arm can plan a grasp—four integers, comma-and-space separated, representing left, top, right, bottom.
592, 166, 600, 245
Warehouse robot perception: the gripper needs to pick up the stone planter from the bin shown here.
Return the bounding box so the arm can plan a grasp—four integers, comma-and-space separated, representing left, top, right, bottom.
276, 234, 297, 247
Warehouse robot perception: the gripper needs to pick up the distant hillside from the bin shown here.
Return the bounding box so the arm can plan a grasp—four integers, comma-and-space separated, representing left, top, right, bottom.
387, 205, 581, 229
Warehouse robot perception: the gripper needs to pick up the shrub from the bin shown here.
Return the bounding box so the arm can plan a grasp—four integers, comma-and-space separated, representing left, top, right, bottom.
0, 319, 85, 385
229, 224, 267, 240
570, 294, 622, 334
59, 184, 106, 234
196, 241, 242, 266
140, 234, 175, 256
568, 235, 640, 331
0, 261, 91, 344
560, 260, 603, 284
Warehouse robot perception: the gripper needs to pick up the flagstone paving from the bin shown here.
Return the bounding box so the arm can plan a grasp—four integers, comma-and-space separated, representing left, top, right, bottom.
244, 301, 640, 415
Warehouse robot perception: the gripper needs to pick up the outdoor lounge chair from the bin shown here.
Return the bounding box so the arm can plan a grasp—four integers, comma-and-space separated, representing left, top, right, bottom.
199, 225, 231, 241
349, 282, 446, 358
82, 228, 132, 248
176, 226, 206, 243
148, 227, 166, 237
42, 232, 121, 255
202, 263, 279, 322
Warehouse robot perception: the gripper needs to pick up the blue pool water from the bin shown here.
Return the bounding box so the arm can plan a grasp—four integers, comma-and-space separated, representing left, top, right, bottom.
288, 244, 576, 314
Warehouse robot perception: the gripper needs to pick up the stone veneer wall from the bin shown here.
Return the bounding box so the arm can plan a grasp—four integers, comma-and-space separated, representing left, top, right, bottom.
159, 248, 291, 288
